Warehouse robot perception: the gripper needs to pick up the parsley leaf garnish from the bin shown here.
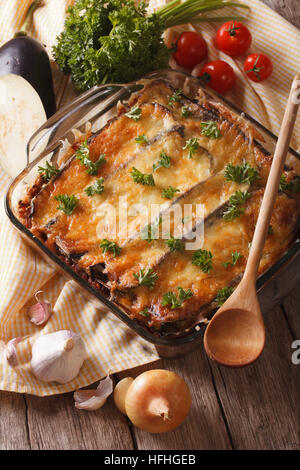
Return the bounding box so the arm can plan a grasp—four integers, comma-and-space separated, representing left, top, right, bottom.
131, 167, 155, 186
162, 287, 193, 310
223, 205, 244, 221
153, 151, 171, 172
201, 121, 221, 139
85, 177, 105, 196
268, 225, 274, 235
125, 106, 142, 122
183, 138, 199, 159
223, 251, 242, 268
223, 190, 251, 221
279, 174, 300, 194
140, 307, 150, 317
168, 89, 182, 107
75, 139, 89, 159
100, 239, 121, 257
177, 287, 193, 302
86, 155, 106, 175
133, 268, 158, 289
181, 106, 192, 118
141, 216, 162, 243
38, 161, 59, 181
55, 194, 77, 215
76, 140, 106, 175
161, 186, 180, 199
224, 162, 259, 185
162, 292, 181, 309
215, 287, 234, 307
192, 249, 213, 273
166, 236, 184, 252
135, 134, 149, 144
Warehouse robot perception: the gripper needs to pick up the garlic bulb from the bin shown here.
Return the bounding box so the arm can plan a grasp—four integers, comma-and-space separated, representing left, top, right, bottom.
31, 330, 87, 384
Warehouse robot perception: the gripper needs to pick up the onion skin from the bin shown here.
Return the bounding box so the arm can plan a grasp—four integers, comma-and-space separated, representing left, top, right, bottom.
114, 377, 134, 414
125, 369, 191, 434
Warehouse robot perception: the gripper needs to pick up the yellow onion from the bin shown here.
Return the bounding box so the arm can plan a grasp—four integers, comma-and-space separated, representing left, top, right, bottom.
124, 369, 191, 433
113, 377, 134, 414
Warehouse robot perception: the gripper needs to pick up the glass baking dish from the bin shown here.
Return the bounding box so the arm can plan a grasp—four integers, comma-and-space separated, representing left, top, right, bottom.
5, 69, 300, 358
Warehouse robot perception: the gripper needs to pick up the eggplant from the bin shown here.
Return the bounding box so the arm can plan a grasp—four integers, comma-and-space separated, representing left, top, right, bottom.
0, 1, 56, 118
0, 74, 47, 177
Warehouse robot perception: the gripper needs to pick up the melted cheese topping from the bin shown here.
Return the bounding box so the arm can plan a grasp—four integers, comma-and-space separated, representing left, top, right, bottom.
26, 80, 300, 334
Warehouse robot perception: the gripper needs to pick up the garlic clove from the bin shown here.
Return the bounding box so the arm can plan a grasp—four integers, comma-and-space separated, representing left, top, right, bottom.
5, 337, 23, 366
74, 389, 98, 403
74, 375, 113, 411
27, 291, 52, 326
95, 374, 113, 396
28, 301, 51, 326
74, 395, 107, 411
31, 330, 87, 384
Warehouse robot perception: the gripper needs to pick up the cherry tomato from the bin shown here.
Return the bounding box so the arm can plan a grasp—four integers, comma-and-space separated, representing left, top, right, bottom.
215, 21, 252, 57
173, 31, 207, 68
198, 60, 235, 94
244, 53, 273, 82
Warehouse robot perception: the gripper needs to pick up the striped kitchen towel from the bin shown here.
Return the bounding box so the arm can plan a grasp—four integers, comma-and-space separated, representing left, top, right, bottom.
0, 0, 299, 395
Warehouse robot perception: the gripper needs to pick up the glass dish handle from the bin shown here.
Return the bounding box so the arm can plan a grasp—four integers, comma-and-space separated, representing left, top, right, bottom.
26, 82, 142, 165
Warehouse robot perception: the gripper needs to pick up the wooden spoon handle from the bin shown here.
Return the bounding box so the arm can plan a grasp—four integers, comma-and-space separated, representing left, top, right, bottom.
244, 75, 300, 282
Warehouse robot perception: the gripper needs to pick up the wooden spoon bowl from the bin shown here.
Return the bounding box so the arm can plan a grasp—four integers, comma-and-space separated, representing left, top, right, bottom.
204, 308, 265, 367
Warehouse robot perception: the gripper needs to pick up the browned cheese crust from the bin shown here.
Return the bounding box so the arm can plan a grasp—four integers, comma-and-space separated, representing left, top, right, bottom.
19, 80, 300, 336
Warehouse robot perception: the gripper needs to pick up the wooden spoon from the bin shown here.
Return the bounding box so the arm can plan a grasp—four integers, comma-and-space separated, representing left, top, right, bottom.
204, 75, 300, 368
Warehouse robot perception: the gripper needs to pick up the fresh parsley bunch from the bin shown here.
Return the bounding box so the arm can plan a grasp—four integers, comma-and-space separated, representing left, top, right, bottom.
53, 0, 247, 92
53, 0, 167, 91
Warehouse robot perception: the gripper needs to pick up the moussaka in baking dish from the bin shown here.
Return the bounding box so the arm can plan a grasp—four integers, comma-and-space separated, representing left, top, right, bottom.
18, 79, 300, 336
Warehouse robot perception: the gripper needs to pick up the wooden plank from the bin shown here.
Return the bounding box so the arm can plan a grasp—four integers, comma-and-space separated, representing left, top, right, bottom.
208, 306, 299, 450
0, 392, 30, 450
261, 0, 300, 28
282, 283, 300, 338
25, 384, 134, 450
118, 349, 232, 450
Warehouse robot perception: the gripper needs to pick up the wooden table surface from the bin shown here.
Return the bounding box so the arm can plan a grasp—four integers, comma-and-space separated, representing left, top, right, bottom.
1, 0, 299, 451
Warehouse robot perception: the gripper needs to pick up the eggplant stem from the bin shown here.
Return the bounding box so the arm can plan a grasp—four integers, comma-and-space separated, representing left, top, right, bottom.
14, 0, 43, 37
